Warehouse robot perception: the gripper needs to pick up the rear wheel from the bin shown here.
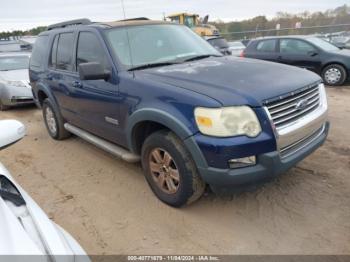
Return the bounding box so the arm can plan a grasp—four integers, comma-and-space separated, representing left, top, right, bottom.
141, 130, 205, 207
42, 98, 70, 140
322, 64, 347, 86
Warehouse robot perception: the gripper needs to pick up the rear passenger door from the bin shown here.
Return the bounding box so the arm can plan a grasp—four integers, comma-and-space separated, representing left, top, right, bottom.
247, 39, 279, 62
278, 39, 322, 73
47, 32, 79, 121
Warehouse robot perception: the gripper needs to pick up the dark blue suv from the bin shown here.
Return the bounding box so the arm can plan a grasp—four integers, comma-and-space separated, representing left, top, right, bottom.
29, 18, 329, 207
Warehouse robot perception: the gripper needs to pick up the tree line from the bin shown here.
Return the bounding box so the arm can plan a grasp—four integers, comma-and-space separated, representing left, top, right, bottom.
213, 4, 350, 40
0, 26, 47, 40
1, 4, 349, 40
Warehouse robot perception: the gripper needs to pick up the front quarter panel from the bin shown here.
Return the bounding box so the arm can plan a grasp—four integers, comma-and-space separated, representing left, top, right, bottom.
119, 71, 222, 152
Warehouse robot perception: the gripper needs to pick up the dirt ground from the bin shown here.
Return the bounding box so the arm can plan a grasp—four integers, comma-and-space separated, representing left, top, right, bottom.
0, 87, 349, 255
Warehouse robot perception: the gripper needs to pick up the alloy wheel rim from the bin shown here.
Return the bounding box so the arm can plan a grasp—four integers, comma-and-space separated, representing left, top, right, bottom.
149, 148, 180, 194
325, 68, 341, 84
45, 107, 57, 135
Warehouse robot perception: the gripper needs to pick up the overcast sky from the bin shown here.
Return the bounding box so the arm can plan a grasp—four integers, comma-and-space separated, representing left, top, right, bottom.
0, 0, 347, 31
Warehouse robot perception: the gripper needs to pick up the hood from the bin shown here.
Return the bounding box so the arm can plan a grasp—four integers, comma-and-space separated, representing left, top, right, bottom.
329, 48, 350, 57
138, 56, 321, 106
0, 198, 43, 255
0, 162, 88, 257
0, 69, 29, 82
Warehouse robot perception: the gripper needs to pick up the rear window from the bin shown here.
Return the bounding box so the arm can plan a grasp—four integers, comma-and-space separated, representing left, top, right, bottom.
49, 35, 59, 68
30, 35, 49, 68
56, 33, 75, 71
208, 38, 229, 49
256, 40, 276, 52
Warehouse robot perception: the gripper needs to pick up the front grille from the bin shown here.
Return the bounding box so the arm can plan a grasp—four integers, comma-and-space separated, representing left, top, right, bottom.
280, 124, 325, 159
265, 83, 320, 129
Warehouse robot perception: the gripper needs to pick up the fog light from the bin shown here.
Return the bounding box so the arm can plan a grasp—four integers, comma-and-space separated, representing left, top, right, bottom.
229, 156, 256, 169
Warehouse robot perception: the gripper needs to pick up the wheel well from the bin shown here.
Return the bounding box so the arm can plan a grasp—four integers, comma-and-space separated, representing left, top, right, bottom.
322, 62, 348, 76
37, 90, 48, 106
132, 121, 170, 154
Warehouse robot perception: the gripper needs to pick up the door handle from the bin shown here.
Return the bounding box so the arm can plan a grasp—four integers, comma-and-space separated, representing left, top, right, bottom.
72, 81, 82, 88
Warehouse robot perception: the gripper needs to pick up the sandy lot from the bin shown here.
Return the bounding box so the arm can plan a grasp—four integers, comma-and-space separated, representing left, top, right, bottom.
0, 87, 349, 255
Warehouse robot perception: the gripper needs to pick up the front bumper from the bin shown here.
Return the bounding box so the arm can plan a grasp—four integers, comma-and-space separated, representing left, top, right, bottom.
1, 85, 34, 106
196, 122, 329, 190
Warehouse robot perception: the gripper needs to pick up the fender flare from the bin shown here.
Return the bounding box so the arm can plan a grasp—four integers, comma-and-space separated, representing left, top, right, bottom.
126, 108, 193, 151
35, 84, 58, 109
126, 108, 209, 169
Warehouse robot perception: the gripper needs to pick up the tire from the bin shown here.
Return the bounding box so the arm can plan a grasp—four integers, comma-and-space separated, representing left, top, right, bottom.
322, 64, 347, 86
42, 98, 71, 140
141, 130, 205, 207
0, 101, 9, 111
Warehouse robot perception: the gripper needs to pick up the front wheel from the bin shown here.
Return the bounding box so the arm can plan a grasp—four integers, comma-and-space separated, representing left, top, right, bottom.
322, 64, 347, 86
141, 130, 205, 207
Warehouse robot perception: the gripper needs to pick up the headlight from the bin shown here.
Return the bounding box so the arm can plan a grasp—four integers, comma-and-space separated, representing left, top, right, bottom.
195, 106, 262, 137
7, 81, 27, 87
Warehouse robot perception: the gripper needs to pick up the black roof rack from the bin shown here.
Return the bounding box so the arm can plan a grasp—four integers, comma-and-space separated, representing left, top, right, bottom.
118, 17, 149, 22
47, 19, 92, 31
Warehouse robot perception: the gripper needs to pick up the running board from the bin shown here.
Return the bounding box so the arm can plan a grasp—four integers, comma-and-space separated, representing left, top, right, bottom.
64, 123, 140, 163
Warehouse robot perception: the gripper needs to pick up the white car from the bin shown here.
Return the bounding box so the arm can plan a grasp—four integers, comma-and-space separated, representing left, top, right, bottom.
228, 41, 246, 56
0, 120, 89, 261
0, 52, 34, 111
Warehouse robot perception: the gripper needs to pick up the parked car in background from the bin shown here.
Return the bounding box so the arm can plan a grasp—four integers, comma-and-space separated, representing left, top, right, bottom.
0, 52, 33, 110
0, 120, 89, 259
243, 36, 350, 86
0, 41, 22, 52
30, 19, 328, 207
241, 39, 251, 47
228, 41, 246, 56
205, 36, 232, 55
330, 36, 350, 50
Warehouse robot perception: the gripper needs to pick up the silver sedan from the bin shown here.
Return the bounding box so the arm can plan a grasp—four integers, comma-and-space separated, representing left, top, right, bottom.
0, 52, 33, 111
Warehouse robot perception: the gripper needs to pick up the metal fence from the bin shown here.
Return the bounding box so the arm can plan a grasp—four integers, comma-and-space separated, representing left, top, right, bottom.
220, 23, 350, 41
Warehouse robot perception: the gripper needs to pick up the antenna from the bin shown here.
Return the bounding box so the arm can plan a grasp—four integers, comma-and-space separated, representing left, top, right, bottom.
120, 0, 135, 74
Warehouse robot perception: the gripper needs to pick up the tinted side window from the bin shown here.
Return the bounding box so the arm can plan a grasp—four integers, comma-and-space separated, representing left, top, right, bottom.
256, 40, 276, 52
30, 35, 49, 68
56, 33, 75, 71
49, 35, 59, 68
76, 32, 109, 69
280, 39, 316, 54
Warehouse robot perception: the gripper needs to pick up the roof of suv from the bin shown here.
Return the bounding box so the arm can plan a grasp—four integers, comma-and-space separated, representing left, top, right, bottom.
45, 18, 174, 33
100, 19, 173, 28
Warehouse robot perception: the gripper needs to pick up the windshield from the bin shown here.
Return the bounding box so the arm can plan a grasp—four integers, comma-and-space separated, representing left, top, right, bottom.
0, 56, 29, 71
307, 37, 340, 52
105, 24, 220, 69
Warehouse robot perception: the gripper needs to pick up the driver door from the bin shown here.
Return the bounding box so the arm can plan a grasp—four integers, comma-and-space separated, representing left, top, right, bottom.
278, 39, 322, 73
71, 31, 123, 144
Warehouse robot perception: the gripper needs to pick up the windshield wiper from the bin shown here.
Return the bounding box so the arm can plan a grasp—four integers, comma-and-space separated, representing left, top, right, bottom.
128, 62, 179, 71
183, 54, 222, 62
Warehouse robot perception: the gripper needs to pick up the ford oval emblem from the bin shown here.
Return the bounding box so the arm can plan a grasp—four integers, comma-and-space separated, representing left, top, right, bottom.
295, 99, 309, 111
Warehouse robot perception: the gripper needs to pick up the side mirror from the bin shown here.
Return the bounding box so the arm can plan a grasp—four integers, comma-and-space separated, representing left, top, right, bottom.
0, 120, 26, 150
78, 62, 111, 81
